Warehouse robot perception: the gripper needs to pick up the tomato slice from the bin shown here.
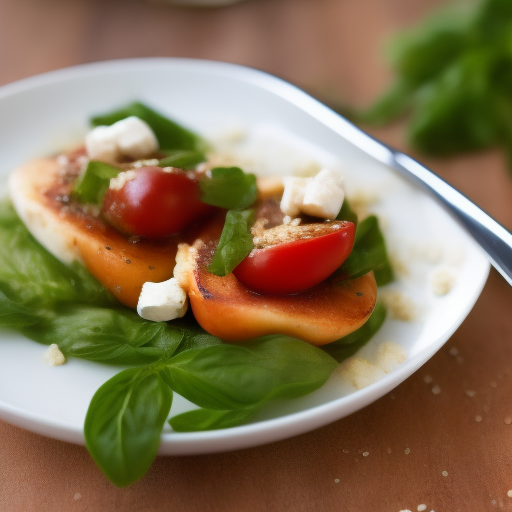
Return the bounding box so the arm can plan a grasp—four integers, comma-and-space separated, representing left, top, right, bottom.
232, 221, 355, 295
102, 166, 214, 238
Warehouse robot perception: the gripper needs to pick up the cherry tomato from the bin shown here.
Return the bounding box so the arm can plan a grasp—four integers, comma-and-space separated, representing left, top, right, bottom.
102, 166, 213, 238
232, 221, 355, 295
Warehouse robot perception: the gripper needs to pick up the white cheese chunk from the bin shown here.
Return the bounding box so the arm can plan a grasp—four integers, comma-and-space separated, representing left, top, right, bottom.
43, 344, 66, 366
280, 169, 344, 220
301, 169, 344, 219
110, 116, 159, 160
85, 116, 159, 162
280, 176, 308, 217
85, 125, 119, 162
137, 277, 188, 322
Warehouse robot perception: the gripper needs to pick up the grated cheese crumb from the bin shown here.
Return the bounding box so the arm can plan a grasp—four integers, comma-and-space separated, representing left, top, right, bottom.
109, 170, 137, 191
337, 358, 386, 390
382, 291, 417, 321
507, 490, 512, 498
43, 344, 66, 366
417, 505, 427, 512
430, 268, 456, 296
376, 342, 407, 373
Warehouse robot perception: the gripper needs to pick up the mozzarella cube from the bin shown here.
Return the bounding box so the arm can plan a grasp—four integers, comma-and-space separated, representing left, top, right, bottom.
301, 169, 344, 219
85, 116, 159, 162
137, 277, 188, 322
280, 176, 309, 217
110, 116, 159, 160
85, 125, 120, 162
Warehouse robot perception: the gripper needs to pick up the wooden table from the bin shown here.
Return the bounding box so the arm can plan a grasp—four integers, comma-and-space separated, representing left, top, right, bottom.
1, 0, 512, 510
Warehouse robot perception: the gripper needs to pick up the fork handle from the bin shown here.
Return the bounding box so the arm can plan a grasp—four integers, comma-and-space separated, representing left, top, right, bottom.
392, 152, 512, 287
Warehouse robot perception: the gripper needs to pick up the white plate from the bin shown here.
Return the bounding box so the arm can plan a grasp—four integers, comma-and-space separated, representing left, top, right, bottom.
0, 58, 489, 455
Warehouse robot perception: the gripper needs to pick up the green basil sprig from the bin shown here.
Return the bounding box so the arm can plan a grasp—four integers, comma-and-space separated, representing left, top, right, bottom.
84, 366, 173, 488
158, 149, 206, 170
322, 302, 387, 362
169, 408, 257, 433
336, 198, 358, 226
72, 160, 121, 206
85, 337, 337, 484
335, 215, 394, 286
200, 167, 257, 210
353, 0, 512, 172
91, 101, 207, 152
207, 209, 255, 276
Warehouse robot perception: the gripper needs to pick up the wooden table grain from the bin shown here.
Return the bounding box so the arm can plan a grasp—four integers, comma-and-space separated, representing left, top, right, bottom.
1, 1, 512, 510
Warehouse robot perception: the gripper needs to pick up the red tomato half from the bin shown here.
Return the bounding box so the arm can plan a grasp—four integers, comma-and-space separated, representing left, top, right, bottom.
102, 167, 213, 238
233, 221, 355, 295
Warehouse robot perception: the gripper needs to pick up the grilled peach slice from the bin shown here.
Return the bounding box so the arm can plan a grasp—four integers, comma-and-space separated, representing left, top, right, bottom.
175, 213, 377, 346
9, 154, 181, 308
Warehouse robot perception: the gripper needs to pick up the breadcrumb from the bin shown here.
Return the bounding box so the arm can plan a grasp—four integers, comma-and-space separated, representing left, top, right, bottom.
376, 342, 407, 373
382, 291, 417, 321
337, 358, 386, 390
43, 344, 65, 366
430, 268, 456, 296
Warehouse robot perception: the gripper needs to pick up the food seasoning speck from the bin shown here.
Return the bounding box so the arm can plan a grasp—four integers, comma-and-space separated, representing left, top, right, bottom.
465, 390, 476, 397
404, 448, 410, 455
73, 493, 82, 500
432, 385, 441, 395
417, 505, 427, 512
362, 451, 369, 457
507, 490, 512, 498
424, 375, 433, 384
504, 417, 512, 425
442, 470, 448, 477
475, 415, 482, 422
334, 479, 340, 484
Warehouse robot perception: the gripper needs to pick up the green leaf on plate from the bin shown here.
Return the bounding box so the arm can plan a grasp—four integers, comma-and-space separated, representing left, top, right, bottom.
72, 160, 121, 205
207, 209, 255, 277
200, 167, 258, 210
335, 215, 394, 286
158, 149, 206, 170
169, 407, 256, 432
84, 366, 173, 487
322, 302, 387, 362
91, 101, 208, 152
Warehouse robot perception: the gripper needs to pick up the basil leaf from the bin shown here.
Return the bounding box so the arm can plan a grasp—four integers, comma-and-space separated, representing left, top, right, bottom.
165, 337, 337, 412
0, 200, 111, 307
72, 160, 121, 205
166, 345, 276, 410
158, 149, 206, 170
169, 408, 256, 432
21, 305, 183, 365
336, 198, 358, 226
0, 292, 40, 328
84, 367, 173, 487
323, 302, 387, 362
207, 209, 255, 276
246, 336, 338, 399
335, 215, 393, 286
91, 101, 207, 152
200, 167, 257, 210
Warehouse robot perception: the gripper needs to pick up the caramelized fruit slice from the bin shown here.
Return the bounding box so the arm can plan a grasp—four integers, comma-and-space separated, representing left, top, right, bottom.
176, 211, 377, 346
9, 157, 180, 308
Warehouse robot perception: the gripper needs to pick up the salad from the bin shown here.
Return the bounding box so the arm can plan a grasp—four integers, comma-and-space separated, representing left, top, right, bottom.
1, 102, 393, 486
